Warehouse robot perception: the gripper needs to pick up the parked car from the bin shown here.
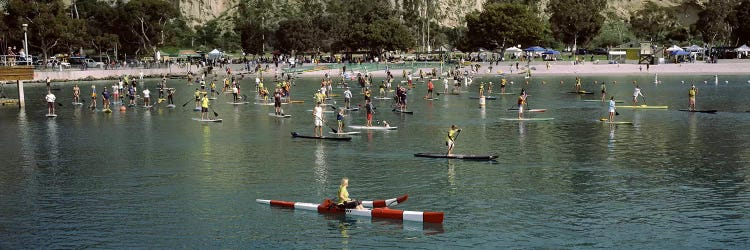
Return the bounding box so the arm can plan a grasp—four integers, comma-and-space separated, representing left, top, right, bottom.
592, 48, 608, 55
575, 48, 589, 55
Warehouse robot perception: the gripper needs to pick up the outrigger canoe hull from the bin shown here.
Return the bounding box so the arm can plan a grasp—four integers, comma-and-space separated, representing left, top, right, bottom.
256, 196, 443, 224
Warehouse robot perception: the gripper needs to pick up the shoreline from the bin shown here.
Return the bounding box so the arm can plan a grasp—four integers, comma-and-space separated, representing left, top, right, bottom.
5, 61, 749, 86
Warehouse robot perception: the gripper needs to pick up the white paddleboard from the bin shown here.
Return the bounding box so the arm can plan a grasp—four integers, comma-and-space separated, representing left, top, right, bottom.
268, 113, 291, 118
348, 125, 398, 130
329, 131, 361, 135
227, 102, 250, 105
500, 118, 554, 121
72, 102, 83, 105
192, 118, 222, 122
46, 114, 58, 118
167, 104, 176, 109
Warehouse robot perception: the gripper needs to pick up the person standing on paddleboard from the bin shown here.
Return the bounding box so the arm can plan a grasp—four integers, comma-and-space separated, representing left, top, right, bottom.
338, 178, 364, 210
609, 96, 616, 122
45, 90, 56, 115
337, 108, 345, 133
688, 84, 698, 111
273, 88, 283, 115
167, 88, 175, 105
73, 83, 80, 103
90, 85, 97, 109
446, 125, 461, 156
313, 102, 324, 137
425, 79, 434, 99
343, 87, 352, 110
200, 93, 210, 120
601, 81, 607, 102
102, 87, 111, 110
632, 85, 644, 106
517, 90, 527, 119
365, 99, 375, 127
142, 87, 151, 107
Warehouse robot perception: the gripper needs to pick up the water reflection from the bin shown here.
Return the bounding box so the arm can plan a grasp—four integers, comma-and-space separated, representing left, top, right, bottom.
607, 124, 616, 159
687, 112, 698, 146
201, 124, 212, 159
447, 161, 456, 189
17, 109, 35, 166
46, 118, 59, 167
314, 142, 328, 196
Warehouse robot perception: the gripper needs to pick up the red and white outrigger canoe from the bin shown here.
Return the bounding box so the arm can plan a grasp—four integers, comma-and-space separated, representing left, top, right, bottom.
256, 194, 444, 224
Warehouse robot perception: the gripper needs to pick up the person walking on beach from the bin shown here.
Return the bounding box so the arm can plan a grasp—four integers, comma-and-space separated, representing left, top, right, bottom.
632, 85, 644, 106
688, 84, 698, 111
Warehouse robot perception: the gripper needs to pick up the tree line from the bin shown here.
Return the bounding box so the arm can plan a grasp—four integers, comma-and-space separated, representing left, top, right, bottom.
1, 0, 749, 64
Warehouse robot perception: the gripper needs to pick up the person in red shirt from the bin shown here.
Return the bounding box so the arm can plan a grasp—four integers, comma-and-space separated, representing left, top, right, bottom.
424, 80, 434, 99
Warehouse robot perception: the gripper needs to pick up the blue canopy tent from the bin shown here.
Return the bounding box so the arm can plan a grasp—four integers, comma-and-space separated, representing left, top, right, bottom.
542, 49, 560, 61
542, 49, 560, 54
524, 46, 546, 52
670, 50, 690, 56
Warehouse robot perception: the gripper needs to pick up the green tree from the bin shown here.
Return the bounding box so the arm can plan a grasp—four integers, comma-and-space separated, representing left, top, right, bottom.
696, 0, 737, 46
591, 18, 635, 48
630, 1, 680, 43
731, 0, 750, 45
116, 0, 180, 56
274, 18, 322, 55
195, 20, 221, 49
548, 0, 606, 48
4, 0, 87, 63
465, 3, 546, 53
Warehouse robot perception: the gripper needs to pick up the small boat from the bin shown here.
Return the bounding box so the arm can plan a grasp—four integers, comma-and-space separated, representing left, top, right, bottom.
414, 153, 498, 160
256, 197, 443, 224
268, 112, 291, 118
507, 108, 546, 112
392, 109, 414, 114
469, 96, 496, 100
678, 109, 717, 113
349, 125, 397, 130
192, 118, 223, 122
568, 91, 594, 95
500, 117, 555, 121
291, 132, 352, 141
329, 131, 361, 135
616, 105, 668, 109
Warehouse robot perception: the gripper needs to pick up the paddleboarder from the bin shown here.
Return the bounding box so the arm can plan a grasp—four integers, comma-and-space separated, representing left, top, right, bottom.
632, 85, 644, 106
343, 87, 352, 109
102, 87, 111, 110
517, 90, 526, 119
688, 84, 698, 111
142, 87, 151, 107
273, 88, 283, 115
336, 108, 345, 133
313, 102, 324, 137
424, 79, 434, 99
446, 125, 461, 156
600, 81, 607, 102
608, 96, 616, 122
200, 93, 210, 120
167, 88, 175, 105
89, 85, 97, 109
338, 178, 364, 210
45, 90, 56, 115
72, 83, 80, 103
365, 99, 375, 127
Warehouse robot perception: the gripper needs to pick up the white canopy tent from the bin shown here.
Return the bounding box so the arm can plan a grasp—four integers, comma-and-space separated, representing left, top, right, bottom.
208, 49, 223, 60
736, 45, 750, 58
685, 45, 704, 52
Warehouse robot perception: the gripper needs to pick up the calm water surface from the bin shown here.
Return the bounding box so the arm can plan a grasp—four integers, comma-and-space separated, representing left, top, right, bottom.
1, 74, 749, 248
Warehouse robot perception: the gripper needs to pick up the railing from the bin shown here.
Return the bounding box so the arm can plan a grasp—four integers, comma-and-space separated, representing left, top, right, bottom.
0, 55, 32, 66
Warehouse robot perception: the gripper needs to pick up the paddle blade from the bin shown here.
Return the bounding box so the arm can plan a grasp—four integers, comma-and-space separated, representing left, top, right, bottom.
56, 102, 63, 107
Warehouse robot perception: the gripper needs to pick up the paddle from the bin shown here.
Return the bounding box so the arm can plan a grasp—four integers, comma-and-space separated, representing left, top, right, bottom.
181, 97, 194, 107
211, 107, 220, 117
314, 114, 338, 133
641, 96, 647, 106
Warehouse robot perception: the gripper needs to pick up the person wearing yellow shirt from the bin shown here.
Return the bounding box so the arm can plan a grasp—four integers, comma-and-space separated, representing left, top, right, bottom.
446, 125, 461, 155
688, 84, 698, 111
200, 93, 210, 120
337, 178, 364, 210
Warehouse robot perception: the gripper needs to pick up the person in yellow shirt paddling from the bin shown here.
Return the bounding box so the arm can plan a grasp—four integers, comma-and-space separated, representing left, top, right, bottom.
338, 178, 364, 210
